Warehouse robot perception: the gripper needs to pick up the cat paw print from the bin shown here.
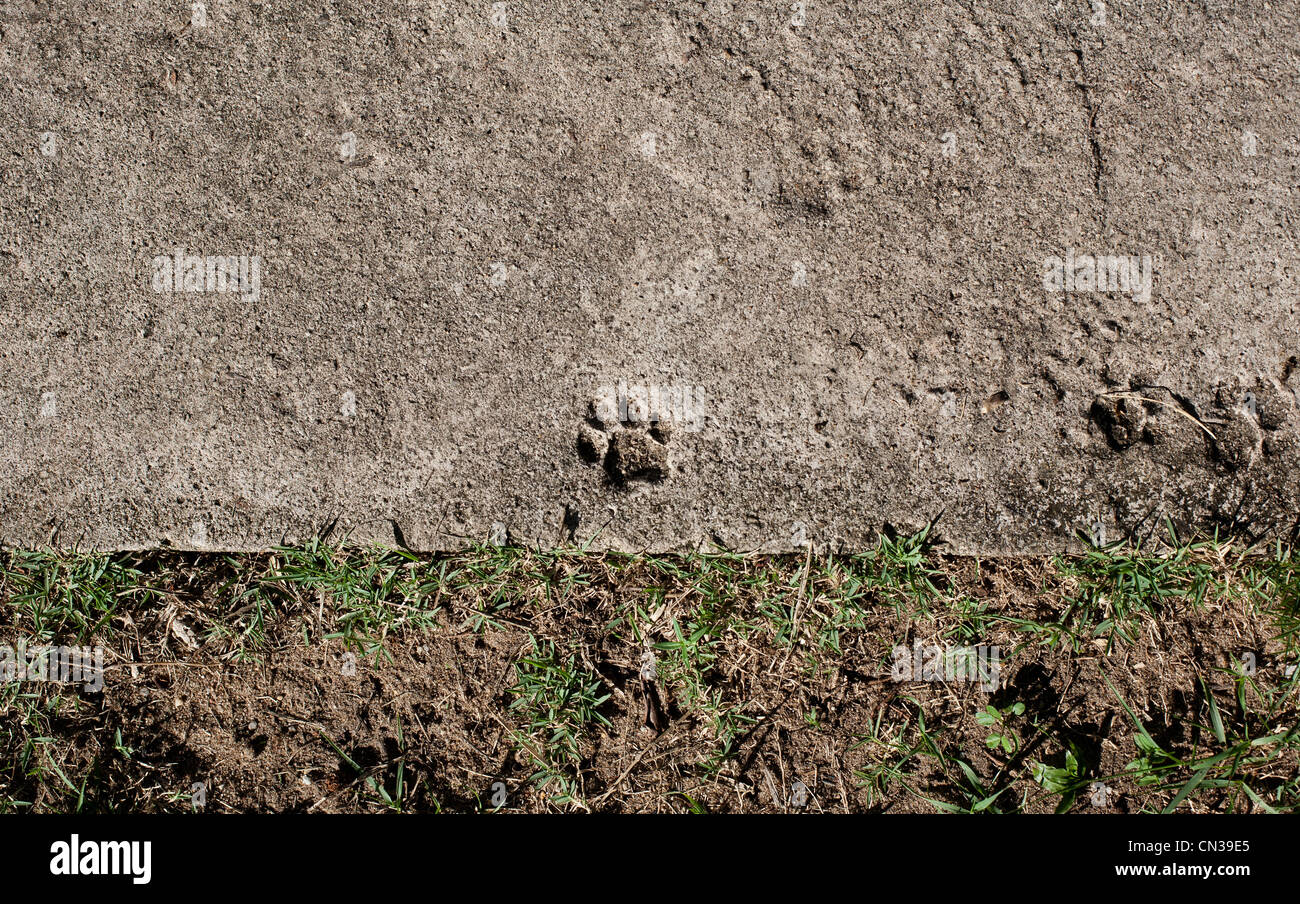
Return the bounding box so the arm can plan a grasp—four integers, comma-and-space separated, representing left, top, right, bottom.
578, 400, 672, 485
1089, 374, 1296, 473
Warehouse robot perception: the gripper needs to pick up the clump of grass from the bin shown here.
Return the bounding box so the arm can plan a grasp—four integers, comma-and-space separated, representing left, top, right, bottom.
261, 538, 445, 660
810, 524, 946, 655
1105, 670, 1300, 813
0, 550, 161, 642
508, 637, 610, 805
854, 697, 1019, 813
0, 550, 158, 811
942, 594, 994, 644
443, 545, 596, 632
1240, 540, 1300, 658
189, 554, 284, 660
654, 598, 729, 712
647, 579, 761, 775
0, 681, 115, 813
846, 523, 946, 614
1031, 525, 1218, 651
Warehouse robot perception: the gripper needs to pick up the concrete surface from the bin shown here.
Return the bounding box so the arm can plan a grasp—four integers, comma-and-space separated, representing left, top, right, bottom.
1, 1, 1298, 554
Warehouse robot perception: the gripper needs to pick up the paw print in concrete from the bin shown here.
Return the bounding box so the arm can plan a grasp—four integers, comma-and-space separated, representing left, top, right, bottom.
577, 399, 672, 485
1090, 373, 1298, 473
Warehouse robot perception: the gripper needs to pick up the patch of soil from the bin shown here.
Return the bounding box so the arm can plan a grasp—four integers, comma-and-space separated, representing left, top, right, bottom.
1, 552, 1295, 813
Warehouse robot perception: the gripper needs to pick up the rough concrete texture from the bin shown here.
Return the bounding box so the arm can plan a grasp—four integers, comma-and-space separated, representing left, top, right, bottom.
2, 1, 1298, 554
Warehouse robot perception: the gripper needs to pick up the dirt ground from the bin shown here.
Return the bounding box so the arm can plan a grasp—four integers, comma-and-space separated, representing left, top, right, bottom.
3, 537, 1296, 813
